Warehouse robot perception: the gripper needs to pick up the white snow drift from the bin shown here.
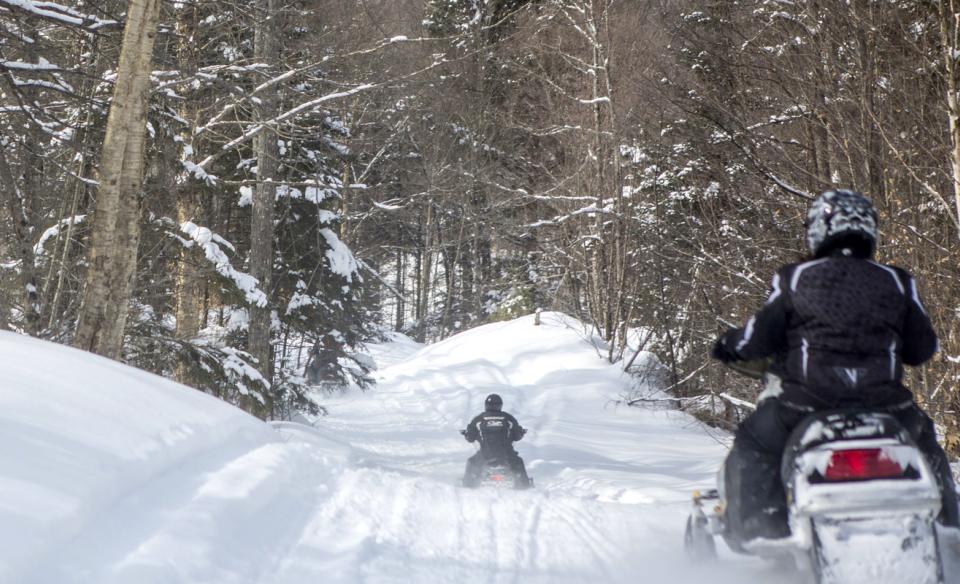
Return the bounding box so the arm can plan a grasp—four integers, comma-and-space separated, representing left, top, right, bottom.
0, 313, 789, 583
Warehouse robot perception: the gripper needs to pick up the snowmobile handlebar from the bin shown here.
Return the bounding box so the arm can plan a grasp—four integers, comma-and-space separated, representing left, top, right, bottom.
459, 428, 527, 438
723, 357, 772, 380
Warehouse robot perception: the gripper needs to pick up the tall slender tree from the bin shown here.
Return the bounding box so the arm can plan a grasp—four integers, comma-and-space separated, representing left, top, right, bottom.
246, 0, 282, 415
74, 0, 162, 359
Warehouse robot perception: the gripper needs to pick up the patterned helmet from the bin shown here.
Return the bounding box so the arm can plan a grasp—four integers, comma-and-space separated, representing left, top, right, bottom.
805, 190, 878, 257
485, 393, 503, 412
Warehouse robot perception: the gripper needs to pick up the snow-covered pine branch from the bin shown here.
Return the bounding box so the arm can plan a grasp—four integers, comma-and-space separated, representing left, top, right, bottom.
178, 222, 267, 307
320, 228, 361, 283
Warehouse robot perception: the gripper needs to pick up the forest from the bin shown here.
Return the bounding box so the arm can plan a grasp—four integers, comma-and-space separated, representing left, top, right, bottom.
2, 0, 960, 448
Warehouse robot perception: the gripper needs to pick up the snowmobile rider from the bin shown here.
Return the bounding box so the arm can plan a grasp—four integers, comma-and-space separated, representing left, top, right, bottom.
711, 189, 959, 544
461, 394, 531, 488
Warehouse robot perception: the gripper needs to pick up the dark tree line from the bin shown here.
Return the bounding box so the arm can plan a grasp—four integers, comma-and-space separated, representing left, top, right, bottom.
4, 0, 960, 450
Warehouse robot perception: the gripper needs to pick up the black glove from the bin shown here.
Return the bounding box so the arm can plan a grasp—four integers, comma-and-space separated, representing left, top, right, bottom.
711, 336, 739, 363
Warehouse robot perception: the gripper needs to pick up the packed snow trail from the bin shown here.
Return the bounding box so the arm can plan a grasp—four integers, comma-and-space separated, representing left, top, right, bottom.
271, 313, 781, 584
0, 313, 790, 583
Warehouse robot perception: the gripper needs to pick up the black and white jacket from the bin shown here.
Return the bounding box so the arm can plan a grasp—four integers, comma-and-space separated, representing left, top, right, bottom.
464, 410, 525, 456
718, 254, 938, 408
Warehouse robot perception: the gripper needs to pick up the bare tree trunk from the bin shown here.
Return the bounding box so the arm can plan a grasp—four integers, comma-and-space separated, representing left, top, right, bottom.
597, 0, 629, 360
395, 247, 405, 331
416, 201, 434, 342
73, 0, 161, 358
174, 190, 202, 355
173, 4, 203, 384
413, 239, 422, 324
45, 167, 85, 332
173, 218, 203, 326
442, 216, 467, 335
0, 146, 38, 334
0, 21, 44, 335
853, 15, 885, 201
937, 0, 960, 454
340, 161, 351, 240
584, 0, 615, 342
173, 266, 202, 350
43, 35, 100, 334
939, 0, 960, 240
246, 0, 281, 414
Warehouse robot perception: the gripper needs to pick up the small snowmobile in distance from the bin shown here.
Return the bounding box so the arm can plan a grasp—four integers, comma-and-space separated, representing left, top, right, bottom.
685, 360, 948, 584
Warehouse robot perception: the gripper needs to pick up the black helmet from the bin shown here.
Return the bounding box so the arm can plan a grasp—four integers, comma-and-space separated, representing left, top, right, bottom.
484, 394, 503, 412
805, 189, 878, 258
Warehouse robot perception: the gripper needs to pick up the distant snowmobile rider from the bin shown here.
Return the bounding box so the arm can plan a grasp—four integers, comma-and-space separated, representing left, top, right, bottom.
462, 394, 530, 488
711, 189, 959, 544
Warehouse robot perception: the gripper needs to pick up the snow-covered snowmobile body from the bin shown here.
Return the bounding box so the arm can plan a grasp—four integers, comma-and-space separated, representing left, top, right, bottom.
782, 409, 944, 583
686, 408, 946, 583
477, 458, 522, 489
462, 455, 531, 489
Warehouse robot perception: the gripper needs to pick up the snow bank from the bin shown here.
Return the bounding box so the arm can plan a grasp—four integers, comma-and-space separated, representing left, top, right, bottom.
0, 332, 278, 583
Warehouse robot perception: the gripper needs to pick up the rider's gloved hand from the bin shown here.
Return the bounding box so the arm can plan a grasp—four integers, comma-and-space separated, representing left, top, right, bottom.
711, 336, 739, 363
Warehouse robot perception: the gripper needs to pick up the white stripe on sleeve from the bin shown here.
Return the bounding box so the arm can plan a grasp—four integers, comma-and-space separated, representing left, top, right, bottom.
736, 317, 756, 352
907, 277, 928, 316
765, 273, 782, 305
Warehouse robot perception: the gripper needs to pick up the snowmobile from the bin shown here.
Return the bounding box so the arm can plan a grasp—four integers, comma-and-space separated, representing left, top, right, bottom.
685, 360, 949, 584
466, 457, 527, 489
460, 430, 533, 490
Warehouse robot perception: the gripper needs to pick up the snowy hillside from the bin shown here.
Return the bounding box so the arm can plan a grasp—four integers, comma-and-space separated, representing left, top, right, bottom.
0, 314, 783, 583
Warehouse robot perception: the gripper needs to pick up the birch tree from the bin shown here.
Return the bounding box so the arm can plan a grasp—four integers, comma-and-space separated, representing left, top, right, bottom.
74, 0, 162, 358
937, 0, 960, 240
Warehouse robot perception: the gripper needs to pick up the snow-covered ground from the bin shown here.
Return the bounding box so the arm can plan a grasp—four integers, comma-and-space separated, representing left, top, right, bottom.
0, 312, 789, 583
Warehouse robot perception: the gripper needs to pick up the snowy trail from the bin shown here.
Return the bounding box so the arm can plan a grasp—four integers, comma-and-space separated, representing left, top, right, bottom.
271, 471, 641, 584
266, 314, 778, 584
0, 315, 790, 584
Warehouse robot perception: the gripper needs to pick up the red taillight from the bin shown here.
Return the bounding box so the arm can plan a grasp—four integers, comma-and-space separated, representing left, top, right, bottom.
823, 448, 904, 481
491, 474, 504, 481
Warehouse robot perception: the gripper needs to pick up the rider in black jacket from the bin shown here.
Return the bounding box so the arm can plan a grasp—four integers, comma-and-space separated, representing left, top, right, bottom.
712, 189, 959, 543
462, 394, 530, 488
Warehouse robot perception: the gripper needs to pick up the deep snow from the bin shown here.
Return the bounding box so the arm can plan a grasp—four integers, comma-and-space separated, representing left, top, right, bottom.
0, 313, 795, 583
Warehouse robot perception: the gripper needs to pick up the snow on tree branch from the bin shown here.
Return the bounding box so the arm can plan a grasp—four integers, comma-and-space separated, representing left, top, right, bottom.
198, 84, 374, 171
320, 228, 361, 283
1, 58, 60, 72
33, 214, 85, 256
219, 346, 271, 396
0, 0, 117, 29
525, 203, 616, 229
179, 222, 267, 307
